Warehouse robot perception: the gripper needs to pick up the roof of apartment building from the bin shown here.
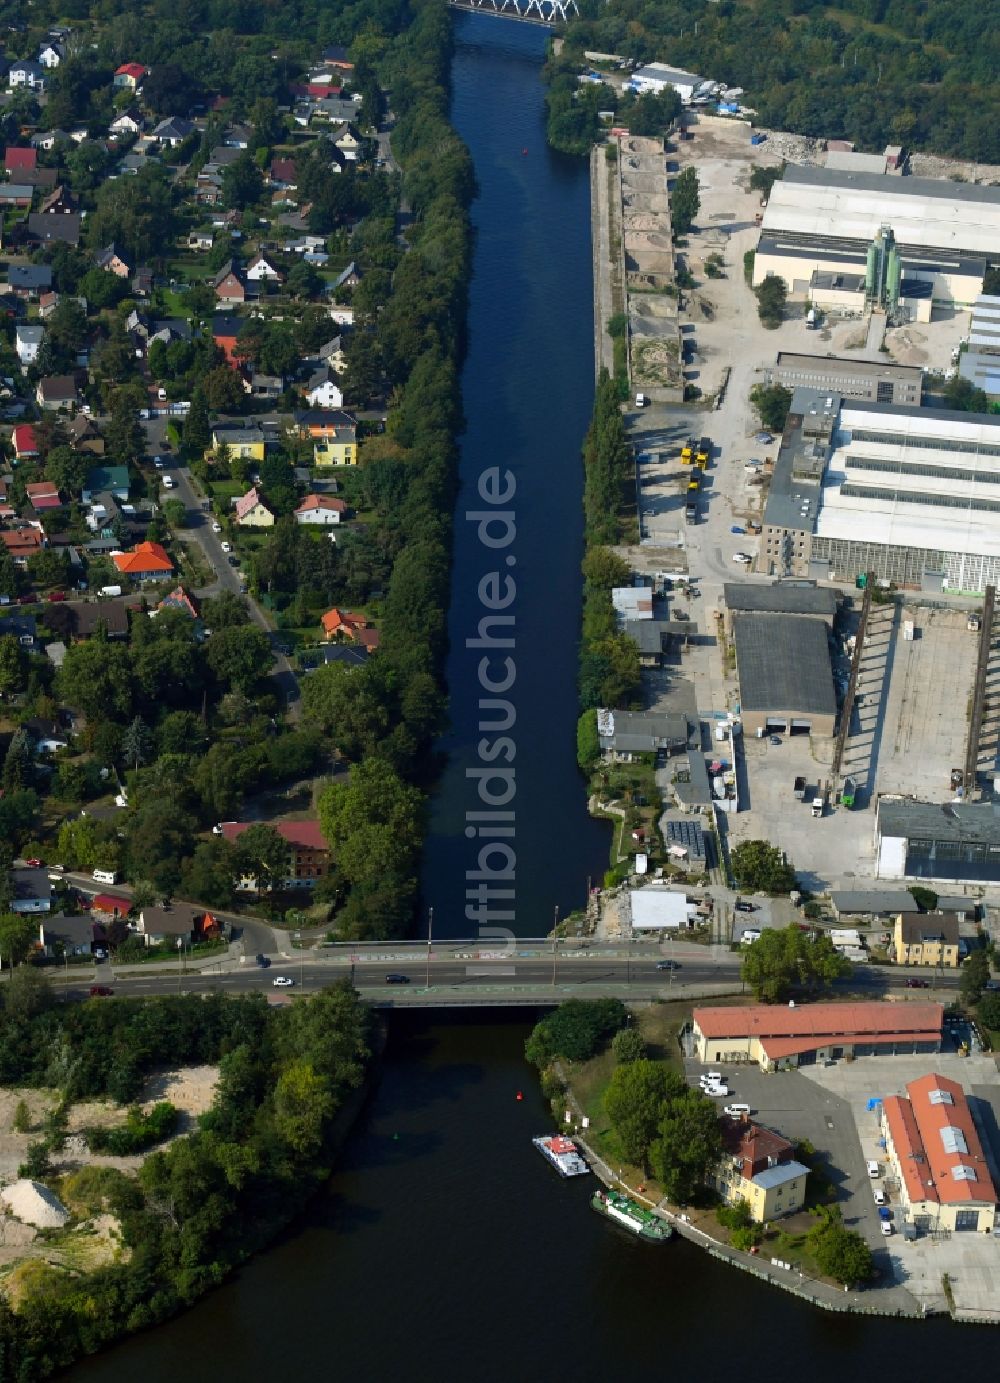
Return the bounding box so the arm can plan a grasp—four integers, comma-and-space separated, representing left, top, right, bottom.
695, 1001, 943, 1042
898, 912, 960, 946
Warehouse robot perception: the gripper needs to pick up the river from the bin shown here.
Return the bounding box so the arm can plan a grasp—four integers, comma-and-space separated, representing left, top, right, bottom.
68, 17, 993, 1380
419, 13, 610, 941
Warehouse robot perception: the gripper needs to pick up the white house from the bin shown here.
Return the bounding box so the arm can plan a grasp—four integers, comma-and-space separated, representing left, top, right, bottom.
8, 61, 45, 90
246, 253, 282, 282
15, 325, 44, 367
38, 43, 66, 69
109, 110, 143, 137
304, 369, 343, 409
295, 494, 347, 526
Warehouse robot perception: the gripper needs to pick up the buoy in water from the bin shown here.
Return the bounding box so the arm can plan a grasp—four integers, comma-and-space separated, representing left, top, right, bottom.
516, 1091, 523, 1101
522, 148, 528, 156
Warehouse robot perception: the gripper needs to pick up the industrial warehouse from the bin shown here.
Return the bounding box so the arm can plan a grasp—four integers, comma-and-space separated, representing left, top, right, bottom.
762, 388, 1000, 592
730, 609, 837, 739
752, 166, 1000, 311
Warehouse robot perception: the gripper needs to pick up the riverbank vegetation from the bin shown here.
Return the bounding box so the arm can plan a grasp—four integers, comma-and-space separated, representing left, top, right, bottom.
551, 0, 1000, 163
533, 1000, 874, 1290
0, 977, 371, 1378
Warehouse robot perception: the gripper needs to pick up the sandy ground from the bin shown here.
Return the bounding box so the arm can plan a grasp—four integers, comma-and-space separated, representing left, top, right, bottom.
0, 1065, 219, 1183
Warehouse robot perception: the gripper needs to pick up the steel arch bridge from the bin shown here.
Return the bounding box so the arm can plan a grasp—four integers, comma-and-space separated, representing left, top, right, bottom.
448, 0, 579, 24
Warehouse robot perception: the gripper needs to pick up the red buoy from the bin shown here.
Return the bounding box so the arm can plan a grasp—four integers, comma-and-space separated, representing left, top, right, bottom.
522, 148, 528, 156
516, 1091, 523, 1101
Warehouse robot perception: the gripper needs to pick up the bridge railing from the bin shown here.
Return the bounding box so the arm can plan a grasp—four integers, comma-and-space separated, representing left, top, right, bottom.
448, 0, 580, 23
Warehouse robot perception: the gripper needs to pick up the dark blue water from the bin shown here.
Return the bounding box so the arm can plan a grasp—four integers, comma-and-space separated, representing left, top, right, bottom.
420, 14, 610, 941
68, 20, 995, 1382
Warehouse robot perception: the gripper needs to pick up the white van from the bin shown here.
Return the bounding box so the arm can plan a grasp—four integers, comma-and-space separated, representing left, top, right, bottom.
867, 1159, 880, 1179
700, 1071, 724, 1085
724, 1103, 750, 1118
93, 868, 119, 885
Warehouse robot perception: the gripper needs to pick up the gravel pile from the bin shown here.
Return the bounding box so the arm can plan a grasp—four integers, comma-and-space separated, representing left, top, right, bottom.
0, 1179, 70, 1228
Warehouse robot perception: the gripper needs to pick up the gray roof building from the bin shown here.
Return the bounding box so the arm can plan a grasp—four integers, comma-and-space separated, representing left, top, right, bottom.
876, 798, 1000, 884
732, 613, 836, 737
830, 889, 919, 918
767, 353, 922, 407
597, 709, 691, 755
898, 911, 960, 947
723, 582, 838, 619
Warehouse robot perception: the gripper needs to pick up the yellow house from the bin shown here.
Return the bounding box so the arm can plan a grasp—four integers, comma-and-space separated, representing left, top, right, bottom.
295, 409, 357, 466
893, 911, 960, 968
234, 486, 274, 528
314, 435, 356, 466
708, 1120, 809, 1224
210, 424, 266, 462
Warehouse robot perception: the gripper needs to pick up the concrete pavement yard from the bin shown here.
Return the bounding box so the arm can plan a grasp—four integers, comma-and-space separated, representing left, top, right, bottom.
684, 1054, 920, 1314
800, 1052, 1000, 1321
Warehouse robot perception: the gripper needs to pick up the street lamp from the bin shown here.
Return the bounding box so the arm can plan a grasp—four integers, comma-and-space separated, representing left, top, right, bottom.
551, 906, 559, 986
425, 906, 433, 990
176, 936, 183, 994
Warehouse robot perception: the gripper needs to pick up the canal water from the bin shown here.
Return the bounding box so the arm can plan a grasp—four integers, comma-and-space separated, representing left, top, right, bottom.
419, 13, 610, 940
68, 18, 994, 1381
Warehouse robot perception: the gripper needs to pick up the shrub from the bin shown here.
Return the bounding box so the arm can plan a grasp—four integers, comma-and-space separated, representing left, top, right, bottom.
525, 999, 628, 1066
86, 1102, 179, 1156
611, 1027, 647, 1064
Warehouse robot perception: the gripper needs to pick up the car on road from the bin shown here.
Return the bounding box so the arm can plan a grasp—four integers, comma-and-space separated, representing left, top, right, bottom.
272, 976, 295, 987
655, 959, 680, 971
25, 857, 44, 868
228, 555, 240, 567
162, 475, 174, 489
153, 455, 166, 469
212, 521, 222, 533
734, 900, 757, 913
385, 973, 410, 984
89, 986, 113, 997
220, 541, 231, 553
905, 978, 930, 988
732, 552, 752, 564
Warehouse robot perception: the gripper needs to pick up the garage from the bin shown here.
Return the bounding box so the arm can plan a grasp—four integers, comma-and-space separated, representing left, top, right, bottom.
732, 613, 837, 741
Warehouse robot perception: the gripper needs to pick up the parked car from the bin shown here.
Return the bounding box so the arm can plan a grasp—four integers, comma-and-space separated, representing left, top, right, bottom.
769, 735, 782, 746
702, 1084, 730, 1097
873, 1188, 886, 1205
385, 973, 410, 985
734, 901, 757, 913
724, 1103, 751, 1118
220, 541, 231, 553
89, 986, 113, 997
867, 1160, 881, 1178
153, 456, 166, 469
255, 953, 271, 968
272, 976, 295, 987
24, 857, 44, 868
46, 590, 66, 602
878, 1206, 892, 1222
212, 521, 222, 533
880, 1221, 893, 1236
754, 432, 773, 444
162, 475, 175, 489
732, 552, 752, 564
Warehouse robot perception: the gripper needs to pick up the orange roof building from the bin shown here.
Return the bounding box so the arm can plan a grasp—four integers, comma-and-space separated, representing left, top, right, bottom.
111, 540, 173, 581
882, 1073, 997, 1234
321, 607, 369, 641
692, 1001, 943, 1070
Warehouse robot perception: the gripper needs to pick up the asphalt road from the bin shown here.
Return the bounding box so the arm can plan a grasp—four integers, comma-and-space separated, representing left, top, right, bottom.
162, 458, 301, 710
49, 950, 964, 1006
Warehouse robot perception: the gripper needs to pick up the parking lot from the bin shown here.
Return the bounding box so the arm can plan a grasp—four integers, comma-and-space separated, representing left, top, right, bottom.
686, 1048, 1000, 1317
802, 1052, 1000, 1320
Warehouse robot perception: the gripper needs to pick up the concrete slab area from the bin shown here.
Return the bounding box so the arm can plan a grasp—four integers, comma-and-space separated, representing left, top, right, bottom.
799, 1053, 1000, 1321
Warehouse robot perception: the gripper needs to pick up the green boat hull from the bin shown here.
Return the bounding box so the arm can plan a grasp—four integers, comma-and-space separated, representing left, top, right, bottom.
591, 1190, 673, 1243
